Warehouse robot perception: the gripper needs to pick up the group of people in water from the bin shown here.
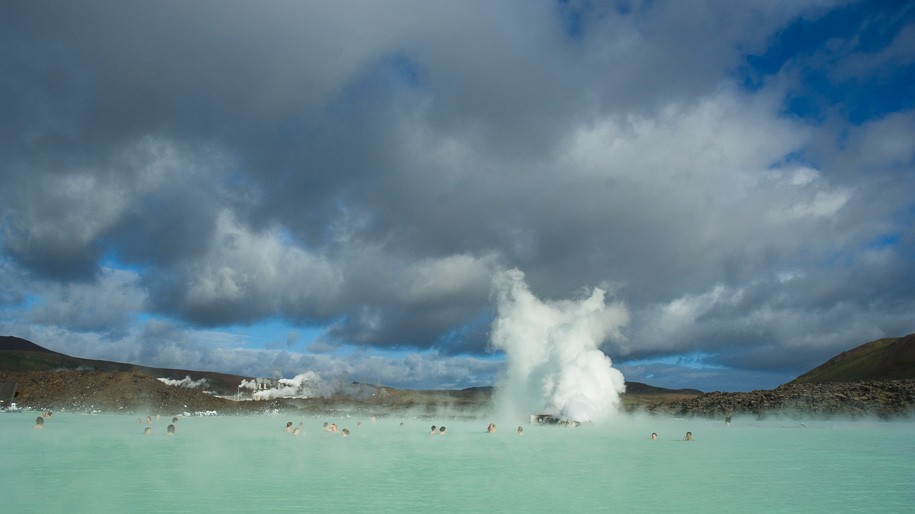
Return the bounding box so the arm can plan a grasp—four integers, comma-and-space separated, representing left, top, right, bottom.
650, 431, 693, 441
33, 410, 181, 435
279, 417, 530, 438
275, 419, 531, 438
135, 414, 178, 435
32, 410, 52, 429
32, 410, 694, 441
284, 421, 304, 435
317, 421, 351, 436
291, 417, 695, 441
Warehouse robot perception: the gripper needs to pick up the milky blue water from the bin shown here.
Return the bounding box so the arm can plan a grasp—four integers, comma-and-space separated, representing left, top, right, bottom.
4, 412, 914, 513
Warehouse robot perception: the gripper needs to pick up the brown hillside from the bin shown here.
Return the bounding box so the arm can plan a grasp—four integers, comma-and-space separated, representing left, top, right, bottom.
789, 333, 915, 385
0, 336, 250, 395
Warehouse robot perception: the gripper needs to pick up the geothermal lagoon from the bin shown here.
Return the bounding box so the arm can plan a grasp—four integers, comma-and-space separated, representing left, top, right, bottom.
5, 272, 913, 512
5, 412, 914, 513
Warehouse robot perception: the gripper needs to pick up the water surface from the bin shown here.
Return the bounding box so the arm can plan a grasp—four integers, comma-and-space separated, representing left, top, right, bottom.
4, 413, 913, 513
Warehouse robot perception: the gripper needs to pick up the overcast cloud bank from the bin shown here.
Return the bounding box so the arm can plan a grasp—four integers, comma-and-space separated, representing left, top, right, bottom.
1, 1, 913, 391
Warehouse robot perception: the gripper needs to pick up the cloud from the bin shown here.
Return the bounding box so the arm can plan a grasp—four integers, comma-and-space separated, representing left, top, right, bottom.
1, 1, 913, 391
165, 209, 344, 325
26, 267, 146, 336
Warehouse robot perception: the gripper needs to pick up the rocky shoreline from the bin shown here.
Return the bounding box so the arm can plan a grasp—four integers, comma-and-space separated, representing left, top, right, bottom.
3, 369, 915, 419
641, 379, 915, 419
0, 370, 283, 415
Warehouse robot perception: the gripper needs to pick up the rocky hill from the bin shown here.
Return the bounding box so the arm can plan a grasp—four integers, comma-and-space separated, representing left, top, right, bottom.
0, 335, 250, 396
789, 333, 915, 384
648, 380, 915, 419
648, 333, 915, 419
0, 369, 273, 415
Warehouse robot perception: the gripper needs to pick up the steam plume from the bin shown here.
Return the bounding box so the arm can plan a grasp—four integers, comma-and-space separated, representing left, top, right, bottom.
158, 376, 210, 389
240, 371, 339, 400
490, 269, 628, 422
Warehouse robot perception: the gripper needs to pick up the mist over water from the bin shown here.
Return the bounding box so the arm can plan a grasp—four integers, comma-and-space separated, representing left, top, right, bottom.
7, 413, 912, 513
490, 269, 628, 423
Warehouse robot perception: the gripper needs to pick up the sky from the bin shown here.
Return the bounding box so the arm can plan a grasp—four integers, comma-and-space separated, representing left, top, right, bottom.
1, 0, 913, 393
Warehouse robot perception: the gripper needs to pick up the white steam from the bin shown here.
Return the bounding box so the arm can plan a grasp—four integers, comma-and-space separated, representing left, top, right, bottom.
241, 371, 338, 400
158, 376, 210, 389
490, 269, 628, 423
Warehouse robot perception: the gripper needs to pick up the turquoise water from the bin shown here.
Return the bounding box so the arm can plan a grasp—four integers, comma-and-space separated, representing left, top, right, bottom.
4, 412, 914, 513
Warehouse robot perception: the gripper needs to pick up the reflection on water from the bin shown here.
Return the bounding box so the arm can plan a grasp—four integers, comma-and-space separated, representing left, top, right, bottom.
3, 413, 914, 513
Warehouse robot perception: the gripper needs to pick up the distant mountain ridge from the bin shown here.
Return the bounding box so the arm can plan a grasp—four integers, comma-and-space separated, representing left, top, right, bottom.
5, 332, 913, 401
788, 333, 915, 385
1, 335, 697, 399
4, 334, 915, 416
0, 335, 250, 395
624, 381, 702, 395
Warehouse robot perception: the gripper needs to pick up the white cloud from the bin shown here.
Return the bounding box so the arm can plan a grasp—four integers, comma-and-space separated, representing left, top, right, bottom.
181, 210, 343, 322
25, 267, 146, 334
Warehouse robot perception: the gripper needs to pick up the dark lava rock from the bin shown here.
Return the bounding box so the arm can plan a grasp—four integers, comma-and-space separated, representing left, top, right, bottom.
646, 379, 915, 419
